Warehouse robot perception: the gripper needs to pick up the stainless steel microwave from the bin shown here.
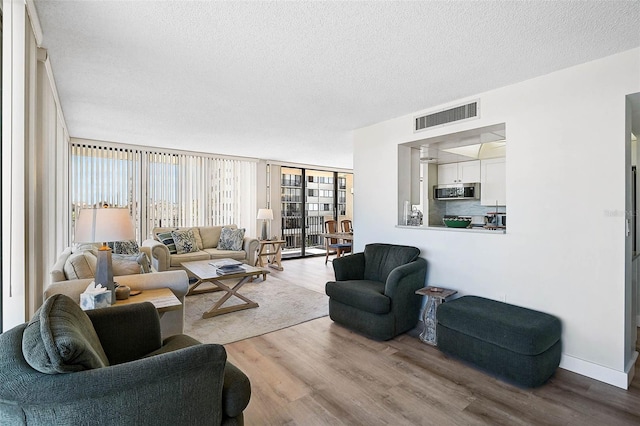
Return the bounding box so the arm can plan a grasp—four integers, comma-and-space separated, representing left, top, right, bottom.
433, 183, 479, 200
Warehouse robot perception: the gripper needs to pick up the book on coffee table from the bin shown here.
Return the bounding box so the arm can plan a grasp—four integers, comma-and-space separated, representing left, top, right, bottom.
209, 259, 242, 268
215, 265, 245, 275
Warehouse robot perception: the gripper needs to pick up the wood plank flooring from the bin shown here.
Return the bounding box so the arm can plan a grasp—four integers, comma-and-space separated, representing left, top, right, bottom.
224, 256, 640, 425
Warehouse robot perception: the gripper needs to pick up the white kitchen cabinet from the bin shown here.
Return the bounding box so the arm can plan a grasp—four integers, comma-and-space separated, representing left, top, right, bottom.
437, 163, 458, 185
481, 158, 506, 206
459, 160, 481, 183
437, 160, 480, 184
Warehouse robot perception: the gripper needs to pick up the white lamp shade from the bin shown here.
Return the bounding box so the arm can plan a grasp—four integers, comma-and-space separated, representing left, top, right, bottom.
257, 208, 273, 220
74, 208, 136, 243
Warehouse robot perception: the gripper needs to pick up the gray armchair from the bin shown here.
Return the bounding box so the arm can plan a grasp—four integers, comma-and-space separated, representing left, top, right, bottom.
325, 243, 428, 340
0, 295, 250, 425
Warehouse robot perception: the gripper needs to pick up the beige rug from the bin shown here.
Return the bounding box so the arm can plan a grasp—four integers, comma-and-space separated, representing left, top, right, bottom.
184, 279, 329, 344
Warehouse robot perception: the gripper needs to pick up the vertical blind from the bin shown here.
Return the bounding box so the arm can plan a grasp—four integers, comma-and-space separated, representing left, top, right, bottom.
70, 144, 141, 229
71, 143, 256, 241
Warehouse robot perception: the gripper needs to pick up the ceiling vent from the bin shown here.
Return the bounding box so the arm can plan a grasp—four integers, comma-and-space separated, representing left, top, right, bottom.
415, 101, 479, 132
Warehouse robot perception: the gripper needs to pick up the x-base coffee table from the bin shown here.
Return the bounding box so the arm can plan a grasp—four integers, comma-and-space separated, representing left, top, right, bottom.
182, 260, 269, 319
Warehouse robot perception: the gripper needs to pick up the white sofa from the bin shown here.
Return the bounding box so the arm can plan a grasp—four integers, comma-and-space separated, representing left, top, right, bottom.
47, 246, 189, 338
142, 225, 259, 273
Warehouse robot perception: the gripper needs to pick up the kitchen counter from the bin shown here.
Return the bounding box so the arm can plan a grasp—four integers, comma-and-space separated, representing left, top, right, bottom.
397, 225, 506, 234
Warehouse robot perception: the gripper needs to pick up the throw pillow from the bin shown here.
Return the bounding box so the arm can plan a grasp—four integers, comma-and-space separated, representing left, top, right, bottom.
218, 227, 245, 251
137, 252, 152, 273
107, 240, 139, 255
22, 294, 109, 374
63, 251, 97, 280
171, 229, 199, 254
112, 254, 143, 276
156, 231, 177, 255
71, 243, 100, 254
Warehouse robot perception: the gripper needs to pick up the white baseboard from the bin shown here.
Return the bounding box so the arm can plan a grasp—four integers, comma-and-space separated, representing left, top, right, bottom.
560, 352, 637, 389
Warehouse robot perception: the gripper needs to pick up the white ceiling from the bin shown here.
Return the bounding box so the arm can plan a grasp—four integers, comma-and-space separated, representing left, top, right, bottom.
33, 1, 640, 169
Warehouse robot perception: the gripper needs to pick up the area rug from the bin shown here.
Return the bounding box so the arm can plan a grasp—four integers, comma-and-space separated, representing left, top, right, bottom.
184, 280, 329, 344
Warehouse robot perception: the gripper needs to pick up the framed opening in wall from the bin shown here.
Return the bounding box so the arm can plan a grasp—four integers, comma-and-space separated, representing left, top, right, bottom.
398, 123, 506, 232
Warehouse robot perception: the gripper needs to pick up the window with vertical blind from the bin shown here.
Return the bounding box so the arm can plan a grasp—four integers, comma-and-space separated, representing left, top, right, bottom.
70, 142, 256, 241
70, 144, 141, 225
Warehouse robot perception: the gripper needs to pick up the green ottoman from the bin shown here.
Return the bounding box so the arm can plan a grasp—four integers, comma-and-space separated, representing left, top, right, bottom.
436, 295, 562, 387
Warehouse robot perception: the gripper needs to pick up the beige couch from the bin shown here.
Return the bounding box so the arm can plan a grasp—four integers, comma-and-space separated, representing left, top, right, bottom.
142, 225, 259, 273
48, 245, 189, 338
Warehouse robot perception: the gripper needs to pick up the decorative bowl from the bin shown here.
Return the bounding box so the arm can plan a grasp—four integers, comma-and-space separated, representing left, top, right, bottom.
442, 217, 472, 228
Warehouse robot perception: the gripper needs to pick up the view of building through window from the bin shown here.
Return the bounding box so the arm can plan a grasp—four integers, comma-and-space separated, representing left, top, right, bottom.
69, 144, 352, 256
70, 143, 256, 241
280, 167, 353, 258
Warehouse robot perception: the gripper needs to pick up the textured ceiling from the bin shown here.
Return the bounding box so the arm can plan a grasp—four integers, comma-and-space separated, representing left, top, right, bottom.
33, 1, 640, 169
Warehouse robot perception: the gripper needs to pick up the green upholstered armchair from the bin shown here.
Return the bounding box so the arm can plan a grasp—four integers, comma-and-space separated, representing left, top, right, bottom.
0, 295, 250, 425
325, 243, 428, 341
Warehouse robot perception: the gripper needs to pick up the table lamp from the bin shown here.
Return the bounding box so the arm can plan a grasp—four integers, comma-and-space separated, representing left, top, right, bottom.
257, 208, 273, 241
74, 207, 136, 303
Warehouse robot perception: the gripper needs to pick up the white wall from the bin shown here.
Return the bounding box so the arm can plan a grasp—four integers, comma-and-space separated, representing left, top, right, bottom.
353, 48, 640, 388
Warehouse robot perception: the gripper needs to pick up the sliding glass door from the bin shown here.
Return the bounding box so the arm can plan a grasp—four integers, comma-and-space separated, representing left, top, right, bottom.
337, 172, 353, 231
281, 167, 304, 256
305, 169, 336, 255
280, 167, 353, 259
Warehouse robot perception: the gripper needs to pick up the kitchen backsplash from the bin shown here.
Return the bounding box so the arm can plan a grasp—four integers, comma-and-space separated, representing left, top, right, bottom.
426, 199, 507, 227
438, 199, 506, 216
428, 199, 446, 226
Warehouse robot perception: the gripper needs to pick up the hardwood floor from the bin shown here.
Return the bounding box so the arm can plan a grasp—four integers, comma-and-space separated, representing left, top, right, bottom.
225, 256, 640, 425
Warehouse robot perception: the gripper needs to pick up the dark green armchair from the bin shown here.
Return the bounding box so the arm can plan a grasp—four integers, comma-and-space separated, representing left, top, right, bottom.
0, 295, 250, 425
325, 243, 428, 340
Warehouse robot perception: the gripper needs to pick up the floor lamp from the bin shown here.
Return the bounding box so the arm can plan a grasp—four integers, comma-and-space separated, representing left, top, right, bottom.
74, 207, 136, 303
257, 208, 273, 241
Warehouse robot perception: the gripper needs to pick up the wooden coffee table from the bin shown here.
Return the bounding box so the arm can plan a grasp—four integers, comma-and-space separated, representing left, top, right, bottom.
182, 260, 269, 319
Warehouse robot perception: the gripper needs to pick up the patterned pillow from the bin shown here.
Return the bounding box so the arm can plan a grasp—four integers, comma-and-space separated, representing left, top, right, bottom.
218, 227, 245, 251
171, 229, 199, 254
107, 240, 139, 255
156, 231, 177, 254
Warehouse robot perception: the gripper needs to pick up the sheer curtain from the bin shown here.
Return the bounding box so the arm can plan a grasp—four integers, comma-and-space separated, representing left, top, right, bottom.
71, 142, 257, 241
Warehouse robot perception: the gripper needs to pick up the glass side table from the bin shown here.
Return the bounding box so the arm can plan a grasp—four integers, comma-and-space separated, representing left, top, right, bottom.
415, 286, 457, 346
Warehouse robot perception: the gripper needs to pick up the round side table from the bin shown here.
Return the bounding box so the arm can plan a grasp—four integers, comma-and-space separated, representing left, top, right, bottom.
415, 286, 457, 345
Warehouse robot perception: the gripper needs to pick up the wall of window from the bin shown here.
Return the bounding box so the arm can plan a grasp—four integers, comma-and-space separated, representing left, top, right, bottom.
70, 141, 257, 241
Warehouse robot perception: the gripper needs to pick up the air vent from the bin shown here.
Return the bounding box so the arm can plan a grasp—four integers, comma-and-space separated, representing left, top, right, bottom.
415, 101, 479, 131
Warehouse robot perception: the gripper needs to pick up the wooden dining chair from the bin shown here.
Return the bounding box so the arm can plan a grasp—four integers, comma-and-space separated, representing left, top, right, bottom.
325, 220, 352, 264
341, 219, 352, 233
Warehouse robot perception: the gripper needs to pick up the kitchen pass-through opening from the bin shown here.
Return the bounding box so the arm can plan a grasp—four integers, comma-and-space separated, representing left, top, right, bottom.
398, 123, 507, 233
